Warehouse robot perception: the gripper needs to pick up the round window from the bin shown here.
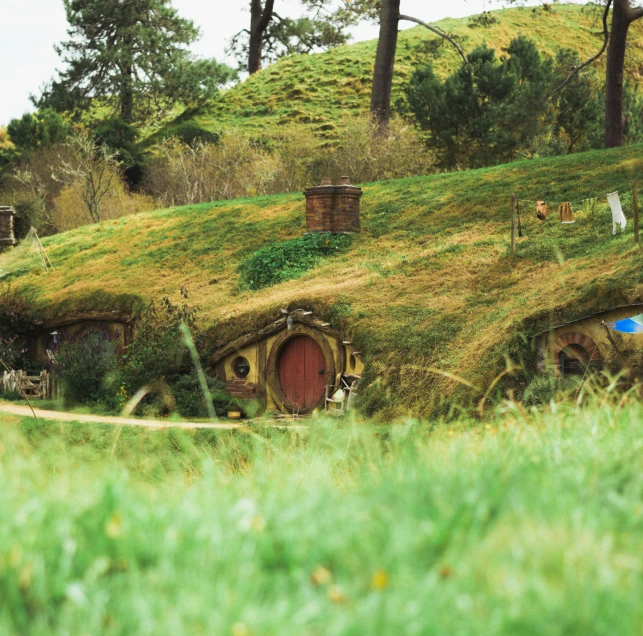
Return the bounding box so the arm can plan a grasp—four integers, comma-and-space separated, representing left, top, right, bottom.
233, 356, 251, 379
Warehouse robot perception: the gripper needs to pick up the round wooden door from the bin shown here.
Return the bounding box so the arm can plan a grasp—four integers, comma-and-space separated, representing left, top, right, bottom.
278, 336, 327, 410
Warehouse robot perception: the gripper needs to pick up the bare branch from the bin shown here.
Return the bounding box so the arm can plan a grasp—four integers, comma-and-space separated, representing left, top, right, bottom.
552, 0, 612, 94
629, 5, 643, 21
399, 14, 468, 65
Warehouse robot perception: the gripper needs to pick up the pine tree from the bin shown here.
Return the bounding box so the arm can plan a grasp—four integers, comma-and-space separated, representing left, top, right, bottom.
36, 0, 234, 123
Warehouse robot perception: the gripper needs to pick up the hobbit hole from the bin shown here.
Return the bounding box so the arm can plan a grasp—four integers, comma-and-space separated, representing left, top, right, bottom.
212, 310, 363, 414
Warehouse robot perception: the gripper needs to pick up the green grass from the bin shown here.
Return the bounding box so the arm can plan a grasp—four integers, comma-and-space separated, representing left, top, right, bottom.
158, 3, 643, 143
3, 143, 643, 416
1, 391, 643, 634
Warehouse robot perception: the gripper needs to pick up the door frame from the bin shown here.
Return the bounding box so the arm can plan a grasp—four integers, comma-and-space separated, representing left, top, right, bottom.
266, 324, 336, 414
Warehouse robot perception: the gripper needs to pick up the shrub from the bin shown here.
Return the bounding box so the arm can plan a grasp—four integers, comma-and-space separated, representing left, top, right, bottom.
53, 330, 119, 406
92, 117, 147, 185
145, 134, 263, 206
121, 297, 199, 394
7, 109, 70, 155
162, 122, 220, 147
0, 389, 22, 401
52, 180, 156, 232
0, 286, 35, 370
314, 115, 435, 184
239, 233, 352, 290
172, 370, 229, 418
143, 117, 435, 207
522, 374, 581, 407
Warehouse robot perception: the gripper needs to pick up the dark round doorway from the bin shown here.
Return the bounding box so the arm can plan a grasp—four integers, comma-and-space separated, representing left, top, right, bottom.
278, 335, 327, 410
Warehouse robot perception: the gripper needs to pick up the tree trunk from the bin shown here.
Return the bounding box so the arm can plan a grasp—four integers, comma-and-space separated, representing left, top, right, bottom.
370, 0, 401, 130
121, 65, 134, 123
605, 0, 643, 148
248, 0, 275, 75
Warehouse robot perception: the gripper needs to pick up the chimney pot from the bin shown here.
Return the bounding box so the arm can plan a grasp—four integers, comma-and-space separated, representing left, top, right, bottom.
303, 176, 361, 235
0, 206, 16, 253
320, 177, 332, 186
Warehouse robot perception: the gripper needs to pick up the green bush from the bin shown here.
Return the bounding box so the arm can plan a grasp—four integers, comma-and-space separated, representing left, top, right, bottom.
0, 389, 22, 401
162, 122, 219, 147
523, 374, 582, 406
121, 297, 199, 395
172, 370, 230, 418
0, 286, 35, 370
239, 233, 352, 290
53, 331, 119, 406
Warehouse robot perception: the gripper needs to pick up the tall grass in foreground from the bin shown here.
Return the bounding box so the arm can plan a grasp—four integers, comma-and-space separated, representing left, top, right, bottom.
0, 395, 643, 634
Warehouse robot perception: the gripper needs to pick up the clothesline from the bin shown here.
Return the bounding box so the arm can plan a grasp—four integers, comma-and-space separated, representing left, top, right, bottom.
517, 186, 633, 208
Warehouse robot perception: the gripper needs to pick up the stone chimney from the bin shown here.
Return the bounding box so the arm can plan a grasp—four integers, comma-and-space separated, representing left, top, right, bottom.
0, 207, 16, 252
304, 176, 362, 234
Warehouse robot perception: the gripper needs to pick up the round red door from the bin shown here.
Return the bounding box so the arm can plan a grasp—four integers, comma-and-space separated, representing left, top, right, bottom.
278, 336, 327, 410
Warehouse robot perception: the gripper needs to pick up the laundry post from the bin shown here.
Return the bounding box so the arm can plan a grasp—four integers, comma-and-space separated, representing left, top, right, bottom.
633, 180, 639, 247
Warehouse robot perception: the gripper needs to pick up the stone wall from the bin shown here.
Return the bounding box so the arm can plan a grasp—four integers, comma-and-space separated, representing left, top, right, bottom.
0, 206, 16, 252
304, 176, 362, 234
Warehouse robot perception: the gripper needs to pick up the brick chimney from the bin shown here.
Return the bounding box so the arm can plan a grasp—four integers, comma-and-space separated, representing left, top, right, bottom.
304, 177, 362, 234
0, 207, 16, 252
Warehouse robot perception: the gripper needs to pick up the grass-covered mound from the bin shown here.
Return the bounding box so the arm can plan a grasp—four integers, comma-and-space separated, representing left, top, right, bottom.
3, 143, 643, 415
1, 394, 643, 633
182, 3, 643, 141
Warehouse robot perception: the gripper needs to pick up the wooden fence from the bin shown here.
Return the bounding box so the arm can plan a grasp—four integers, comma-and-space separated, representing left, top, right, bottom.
1, 370, 60, 400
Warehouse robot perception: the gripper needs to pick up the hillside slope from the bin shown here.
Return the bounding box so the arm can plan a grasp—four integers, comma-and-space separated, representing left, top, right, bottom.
187, 3, 643, 141
3, 145, 643, 415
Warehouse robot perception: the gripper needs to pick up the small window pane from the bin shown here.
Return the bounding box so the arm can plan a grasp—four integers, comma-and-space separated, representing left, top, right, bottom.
233, 356, 251, 379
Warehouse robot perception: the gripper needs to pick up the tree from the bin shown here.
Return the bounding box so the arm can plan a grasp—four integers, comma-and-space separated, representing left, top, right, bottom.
370, 0, 400, 129
7, 110, 70, 155
36, 0, 235, 124
369, 0, 468, 129
503, 0, 643, 148
605, 0, 643, 147
405, 38, 555, 168
54, 134, 121, 224
231, 1, 359, 74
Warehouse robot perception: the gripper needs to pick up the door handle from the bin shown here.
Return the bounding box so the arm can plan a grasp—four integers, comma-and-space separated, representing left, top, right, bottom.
319, 369, 325, 375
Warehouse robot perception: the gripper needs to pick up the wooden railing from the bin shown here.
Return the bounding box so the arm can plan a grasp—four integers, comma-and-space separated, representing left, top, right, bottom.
1, 370, 60, 400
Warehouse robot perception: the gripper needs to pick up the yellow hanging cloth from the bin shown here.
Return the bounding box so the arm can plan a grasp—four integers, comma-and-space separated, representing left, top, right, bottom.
558, 202, 575, 224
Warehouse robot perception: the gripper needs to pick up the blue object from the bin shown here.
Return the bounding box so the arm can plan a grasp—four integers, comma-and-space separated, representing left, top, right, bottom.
612, 315, 643, 334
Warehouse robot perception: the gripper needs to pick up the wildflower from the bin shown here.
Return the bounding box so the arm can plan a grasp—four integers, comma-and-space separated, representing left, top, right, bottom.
328, 585, 346, 603
371, 570, 389, 590
439, 564, 453, 579
105, 513, 122, 538
251, 515, 266, 533
232, 623, 250, 636
311, 566, 332, 586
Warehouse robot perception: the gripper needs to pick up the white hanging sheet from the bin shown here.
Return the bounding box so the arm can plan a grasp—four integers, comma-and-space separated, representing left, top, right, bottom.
606, 192, 627, 235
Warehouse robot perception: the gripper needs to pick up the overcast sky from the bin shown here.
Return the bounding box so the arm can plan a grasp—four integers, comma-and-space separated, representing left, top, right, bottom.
0, 0, 586, 126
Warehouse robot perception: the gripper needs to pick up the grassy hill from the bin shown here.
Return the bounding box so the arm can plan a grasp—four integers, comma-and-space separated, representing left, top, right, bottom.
183, 3, 643, 141
3, 143, 643, 415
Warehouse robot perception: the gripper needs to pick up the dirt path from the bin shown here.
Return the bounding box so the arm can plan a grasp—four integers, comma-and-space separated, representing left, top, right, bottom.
0, 403, 305, 430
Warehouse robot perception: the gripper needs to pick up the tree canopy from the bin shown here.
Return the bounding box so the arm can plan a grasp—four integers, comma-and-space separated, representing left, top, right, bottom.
36, 0, 235, 123
230, 0, 366, 74
404, 37, 610, 169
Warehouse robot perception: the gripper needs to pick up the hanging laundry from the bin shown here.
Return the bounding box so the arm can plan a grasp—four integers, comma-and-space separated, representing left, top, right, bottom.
536, 201, 548, 220
582, 197, 597, 216
558, 202, 575, 224
607, 192, 627, 235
